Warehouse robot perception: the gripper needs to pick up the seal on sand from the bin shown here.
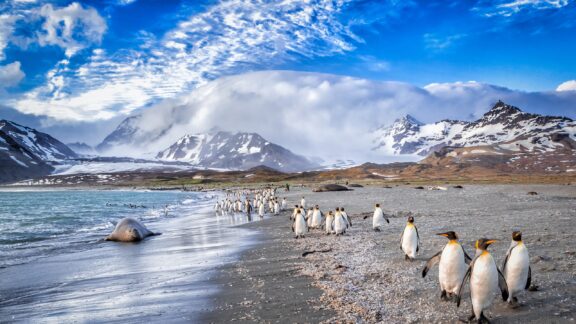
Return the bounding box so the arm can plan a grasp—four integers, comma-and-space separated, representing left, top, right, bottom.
105, 217, 161, 242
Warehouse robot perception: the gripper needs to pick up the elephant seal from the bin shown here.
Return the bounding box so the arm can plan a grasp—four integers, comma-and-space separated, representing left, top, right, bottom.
105, 217, 161, 242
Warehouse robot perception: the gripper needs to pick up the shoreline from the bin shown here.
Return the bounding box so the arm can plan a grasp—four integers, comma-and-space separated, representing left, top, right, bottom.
199, 215, 336, 323
202, 184, 576, 323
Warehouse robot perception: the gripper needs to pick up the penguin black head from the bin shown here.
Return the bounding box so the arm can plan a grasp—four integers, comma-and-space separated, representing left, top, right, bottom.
341, 207, 345, 211
407, 216, 414, 223
475, 238, 497, 250
375, 203, 380, 208
315, 205, 319, 209
335, 207, 340, 211
436, 231, 458, 240
512, 231, 522, 241
296, 209, 302, 214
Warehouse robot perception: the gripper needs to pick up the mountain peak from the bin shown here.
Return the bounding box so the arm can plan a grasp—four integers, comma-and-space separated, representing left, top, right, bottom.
397, 114, 423, 126
484, 100, 522, 117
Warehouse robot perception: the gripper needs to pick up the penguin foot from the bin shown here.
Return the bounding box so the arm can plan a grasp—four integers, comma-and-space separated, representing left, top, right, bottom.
440, 290, 448, 301
373, 228, 381, 232
478, 312, 490, 324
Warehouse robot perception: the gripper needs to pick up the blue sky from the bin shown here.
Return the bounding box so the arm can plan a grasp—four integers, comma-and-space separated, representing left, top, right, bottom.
0, 0, 575, 143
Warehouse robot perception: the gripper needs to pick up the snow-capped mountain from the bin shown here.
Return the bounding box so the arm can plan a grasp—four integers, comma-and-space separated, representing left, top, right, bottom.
373, 101, 576, 156
67, 142, 96, 155
157, 131, 317, 172
96, 115, 144, 153
0, 120, 77, 183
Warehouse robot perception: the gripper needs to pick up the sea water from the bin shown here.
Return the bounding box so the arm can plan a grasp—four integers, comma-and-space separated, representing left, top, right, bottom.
0, 189, 260, 322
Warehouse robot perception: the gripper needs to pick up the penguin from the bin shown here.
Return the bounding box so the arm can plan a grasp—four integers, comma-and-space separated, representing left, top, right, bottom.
291, 205, 299, 220
502, 231, 531, 305
422, 231, 472, 301
372, 203, 389, 231
400, 216, 419, 261
325, 211, 335, 235
311, 205, 323, 229
306, 208, 314, 227
258, 201, 265, 218
300, 197, 306, 209
281, 198, 287, 211
334, 208, 348, 235
273, 200, 280, 215
340, 207, 352, 227
292, 209, 308, 238
456, 238, 509, 324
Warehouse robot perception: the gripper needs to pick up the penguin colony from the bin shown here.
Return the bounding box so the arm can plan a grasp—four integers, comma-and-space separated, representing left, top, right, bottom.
215, 190, 532, 323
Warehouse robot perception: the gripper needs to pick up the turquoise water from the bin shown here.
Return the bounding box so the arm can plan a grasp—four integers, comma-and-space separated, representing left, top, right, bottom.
0, 190, 214, 268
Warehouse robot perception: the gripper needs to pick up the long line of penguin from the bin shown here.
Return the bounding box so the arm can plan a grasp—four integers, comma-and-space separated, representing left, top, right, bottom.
215, 189, 532, 324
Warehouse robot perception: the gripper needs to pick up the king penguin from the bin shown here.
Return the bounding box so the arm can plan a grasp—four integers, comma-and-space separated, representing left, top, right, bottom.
325, 211, 334, 235
372, 203, 389, 231
422, 231, 472, 301
400, 216, 419, 261
456, 238, 509, 324
292, 209, 308, 239
502, 231, 531, 305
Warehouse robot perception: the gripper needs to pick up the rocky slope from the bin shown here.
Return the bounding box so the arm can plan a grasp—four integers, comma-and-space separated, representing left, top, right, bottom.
0, 120, 77, 183
373, 101, 576, 157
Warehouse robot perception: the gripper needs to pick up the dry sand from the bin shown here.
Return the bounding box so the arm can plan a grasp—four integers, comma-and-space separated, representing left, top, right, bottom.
202, 184, 576, 323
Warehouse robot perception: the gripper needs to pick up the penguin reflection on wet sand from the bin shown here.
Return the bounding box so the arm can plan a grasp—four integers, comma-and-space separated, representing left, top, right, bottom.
400, 216, 419, 261
422, 231, 471, 301
456, 238, 509, 324
502, 231, 531, 307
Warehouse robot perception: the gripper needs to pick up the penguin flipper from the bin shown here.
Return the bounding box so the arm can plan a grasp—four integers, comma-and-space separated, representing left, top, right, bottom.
422, 251, 442, 278
456, 260, 475, 307
415, 226, 420, 252
526, 266, 532, 290
502, 248, 512, 273
462, 246, 473, 264
497, 268, 510, 301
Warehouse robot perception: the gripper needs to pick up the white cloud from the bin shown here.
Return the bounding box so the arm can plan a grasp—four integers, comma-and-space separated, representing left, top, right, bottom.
36, 2, 107, 57
0, 61, 24, 88
0, 14, 18, 61
556, 80, 576, 91
10, 0, 364, 121
98, 70, 576, 162
423, 33, 467, 51
479, 0, 570, 17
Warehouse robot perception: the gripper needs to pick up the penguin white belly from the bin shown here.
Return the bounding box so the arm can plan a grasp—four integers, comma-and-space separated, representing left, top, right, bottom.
401, 226, 418, 258
325, 216, 334, 233
439, 244, 467, 293
311, 211, 319, 227
373, 210, 386, 228
294, 215, 307, 235
334, 215, 347, 234
470, 254, 498, 317
505, 244, 529, 298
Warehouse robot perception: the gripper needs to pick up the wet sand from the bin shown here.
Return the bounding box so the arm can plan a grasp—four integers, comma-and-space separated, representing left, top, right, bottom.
202, 184, 576, 323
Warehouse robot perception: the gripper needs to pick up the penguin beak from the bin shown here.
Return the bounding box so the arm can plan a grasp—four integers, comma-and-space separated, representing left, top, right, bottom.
436, 233, 449, 237
486, 239, 497, 245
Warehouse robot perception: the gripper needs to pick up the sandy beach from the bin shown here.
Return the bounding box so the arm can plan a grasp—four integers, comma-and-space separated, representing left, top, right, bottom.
201, 184, 576, 323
